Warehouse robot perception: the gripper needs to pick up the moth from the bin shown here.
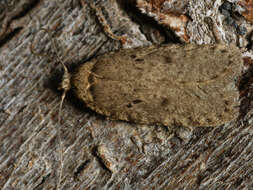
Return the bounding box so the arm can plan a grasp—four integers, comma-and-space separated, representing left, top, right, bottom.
64, 44, 242, 127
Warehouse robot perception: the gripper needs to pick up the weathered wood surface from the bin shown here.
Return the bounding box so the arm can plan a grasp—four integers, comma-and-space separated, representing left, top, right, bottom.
0, 0, 253, 190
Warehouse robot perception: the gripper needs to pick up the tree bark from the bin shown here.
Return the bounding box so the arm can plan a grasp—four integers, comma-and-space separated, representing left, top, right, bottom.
0, 0, 253, 190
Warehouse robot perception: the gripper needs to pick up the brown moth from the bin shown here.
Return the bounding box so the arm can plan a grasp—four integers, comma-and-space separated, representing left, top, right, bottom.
71, 44, 242, 127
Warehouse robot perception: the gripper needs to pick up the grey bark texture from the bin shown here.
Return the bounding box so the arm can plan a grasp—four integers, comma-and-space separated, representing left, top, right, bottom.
0, 0, 253, 190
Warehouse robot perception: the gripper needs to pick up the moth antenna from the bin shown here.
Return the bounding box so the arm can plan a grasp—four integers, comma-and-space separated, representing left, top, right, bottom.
30, 24, 72, 189
35, 27, 71, 190
48, 30, 71, 190
56, 68, 69, 190
30, 28, 51, 58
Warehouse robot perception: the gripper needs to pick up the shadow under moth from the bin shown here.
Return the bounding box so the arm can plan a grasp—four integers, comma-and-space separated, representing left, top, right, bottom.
69, 44, 242, 127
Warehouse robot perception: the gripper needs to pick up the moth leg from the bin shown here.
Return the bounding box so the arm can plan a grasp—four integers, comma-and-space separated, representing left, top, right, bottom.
86, 70, 104, 79
172, 125, 193, 142
86, 81, 96, 90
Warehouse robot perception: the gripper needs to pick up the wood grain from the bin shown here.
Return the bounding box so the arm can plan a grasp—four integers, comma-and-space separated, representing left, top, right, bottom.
0, 0, 253, 190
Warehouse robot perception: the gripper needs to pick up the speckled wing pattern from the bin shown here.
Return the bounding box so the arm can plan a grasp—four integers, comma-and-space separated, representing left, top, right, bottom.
72, 44, 242, 127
